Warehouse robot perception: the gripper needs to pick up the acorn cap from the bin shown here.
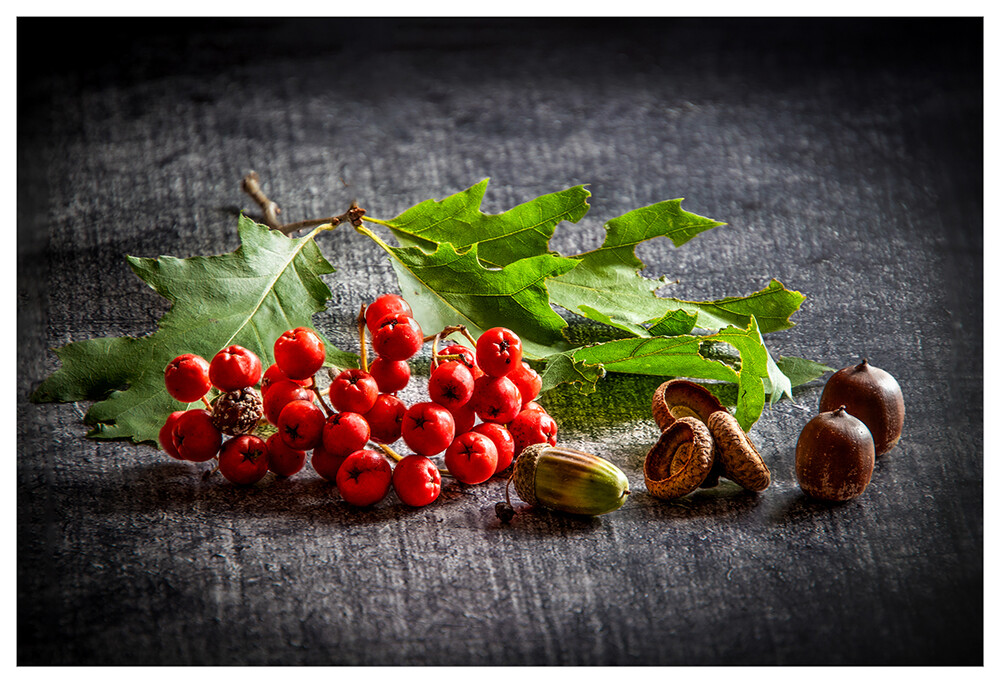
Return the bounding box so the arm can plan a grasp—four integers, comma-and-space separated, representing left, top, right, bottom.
707, 410, 771, 492
643, 417, 715, 500
651, 380, 726, 431
512, 443, 544, 506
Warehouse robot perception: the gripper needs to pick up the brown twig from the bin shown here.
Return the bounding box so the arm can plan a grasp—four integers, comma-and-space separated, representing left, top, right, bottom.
357, 304, 369, 373
241, 172, 366, 236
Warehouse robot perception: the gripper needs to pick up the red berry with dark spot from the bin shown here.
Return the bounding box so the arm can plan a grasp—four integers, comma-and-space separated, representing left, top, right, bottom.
171, 409, 222, 462
523, 401, 546, 413
448, 400, 477, 435
470, 375, 522, 424
472, 422, 516, 473
372, 313, 424, 361
218, 435, 269, 485
428, 361, 475, 409
209, 345, 263, 391
475, 327, 522, 378
261, 364, 312, 396
266, 433, 306, 477
508, 361, 542, 408
336, 450, 392, 506
322, 411, 371, 458
263, 380, 314, 425
444, 431, 498, 485
329, 368, 379, 414
365, 394, 407, 444
164, 354, 212, 403
508, 408, 558, 457
402, 401, 456, 456
392, 454, 442, 507
274, 327, 326, 380
368, 356, 411, 394
159, 411, 186, 459
436, 342, 482, 379
365, 294, 413, 333
277, 399, 325, 451
311, 441, 348, 482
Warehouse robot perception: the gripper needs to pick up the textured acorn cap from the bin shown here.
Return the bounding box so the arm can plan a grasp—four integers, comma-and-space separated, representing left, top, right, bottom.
707, 410, 771, 492
512, 443, 545, 506
651, 380, 726, 432
643, 417, 715, 500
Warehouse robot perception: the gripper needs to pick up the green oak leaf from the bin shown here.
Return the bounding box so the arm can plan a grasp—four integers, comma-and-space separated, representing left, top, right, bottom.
771, 356, 834, 389
357, 224, 578, 358
538, 317, 788, 430
31, 216, 357, 445
545, 199, 726, 333
369, 179, 591, 268
657, 279, 806, 333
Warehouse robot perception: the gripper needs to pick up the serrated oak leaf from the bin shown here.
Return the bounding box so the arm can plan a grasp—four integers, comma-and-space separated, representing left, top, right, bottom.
31, 216, 356, 445
539, 317, 790, 431
372, 179, 591, 268
357, 224, 577, 358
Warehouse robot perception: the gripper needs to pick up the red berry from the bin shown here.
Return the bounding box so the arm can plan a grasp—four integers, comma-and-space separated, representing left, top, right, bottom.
372, 313, 423, 361
401, 402, 455, 456
311, 441, 348, 482
508, 361, 542, 407
428, 361, 475, 409
475, 327, 523, 377
322, 411, 371, 457
336, 450, 392, 506
171, 409, 222, 462
263, 380, 314, 425
164, 354, 212, 403
436, 342, 482, 379
277, 399, 325, 451
392, 454, 441, 507
470, 375, 522, 424
329, 368, 379, 414
368, 356, 411, 393
508, 408, 558, 457
365, 394, 407, 444
266, 433, 306, 477
159, 411, 186, 459
274, 327, 326, 380
209, 345, 263, 391
261, 363, 311, 396
365, 293, 413, 333
218, 435, 269, 485
444, 432, 498, 485
472, 422, 516, 473
523, 400, 546, 413
448, 400, 477, 435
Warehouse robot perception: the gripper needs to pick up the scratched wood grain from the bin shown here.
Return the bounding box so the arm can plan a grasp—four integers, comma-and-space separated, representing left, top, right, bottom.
17, 18, 982, 665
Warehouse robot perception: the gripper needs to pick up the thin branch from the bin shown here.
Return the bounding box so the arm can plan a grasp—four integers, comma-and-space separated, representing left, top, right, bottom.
241, 172, 366, 236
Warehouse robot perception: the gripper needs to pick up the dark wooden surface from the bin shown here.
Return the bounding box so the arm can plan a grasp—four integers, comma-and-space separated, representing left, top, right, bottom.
17, 18, 983, 665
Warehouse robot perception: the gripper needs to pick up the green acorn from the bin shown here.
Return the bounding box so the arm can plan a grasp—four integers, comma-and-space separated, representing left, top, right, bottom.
506, 444, 630, 517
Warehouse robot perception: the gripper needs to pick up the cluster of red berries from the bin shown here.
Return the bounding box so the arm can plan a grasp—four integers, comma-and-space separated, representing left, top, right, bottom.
157, 293, 558, 509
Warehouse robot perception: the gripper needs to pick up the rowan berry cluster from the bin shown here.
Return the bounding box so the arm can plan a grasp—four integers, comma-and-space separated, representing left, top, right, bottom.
158, 293, 558, 509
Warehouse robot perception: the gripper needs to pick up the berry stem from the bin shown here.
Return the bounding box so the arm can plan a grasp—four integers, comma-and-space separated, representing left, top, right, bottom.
357, 304, 369, 373
201, 396, 212, 410
312, 385, 334, 417
374, 442, 405, 463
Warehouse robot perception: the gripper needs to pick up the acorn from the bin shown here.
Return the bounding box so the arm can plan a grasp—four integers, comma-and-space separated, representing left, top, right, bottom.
795, 406, 875, 502
507, 444, 630, 516
819, 359, 904, 456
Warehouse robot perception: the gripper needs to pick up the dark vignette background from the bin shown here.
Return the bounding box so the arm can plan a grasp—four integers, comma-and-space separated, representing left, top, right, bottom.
17, 18, 983, 665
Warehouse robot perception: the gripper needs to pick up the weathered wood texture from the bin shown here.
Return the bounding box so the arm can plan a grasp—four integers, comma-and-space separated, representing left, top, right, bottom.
17, 18, 983, 665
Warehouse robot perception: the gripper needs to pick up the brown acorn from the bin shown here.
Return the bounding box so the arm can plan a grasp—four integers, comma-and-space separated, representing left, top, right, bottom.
644, 417, 715, 500
651, 379, 725, 431
795, 406, 875, 502
819, 359, 904, 456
